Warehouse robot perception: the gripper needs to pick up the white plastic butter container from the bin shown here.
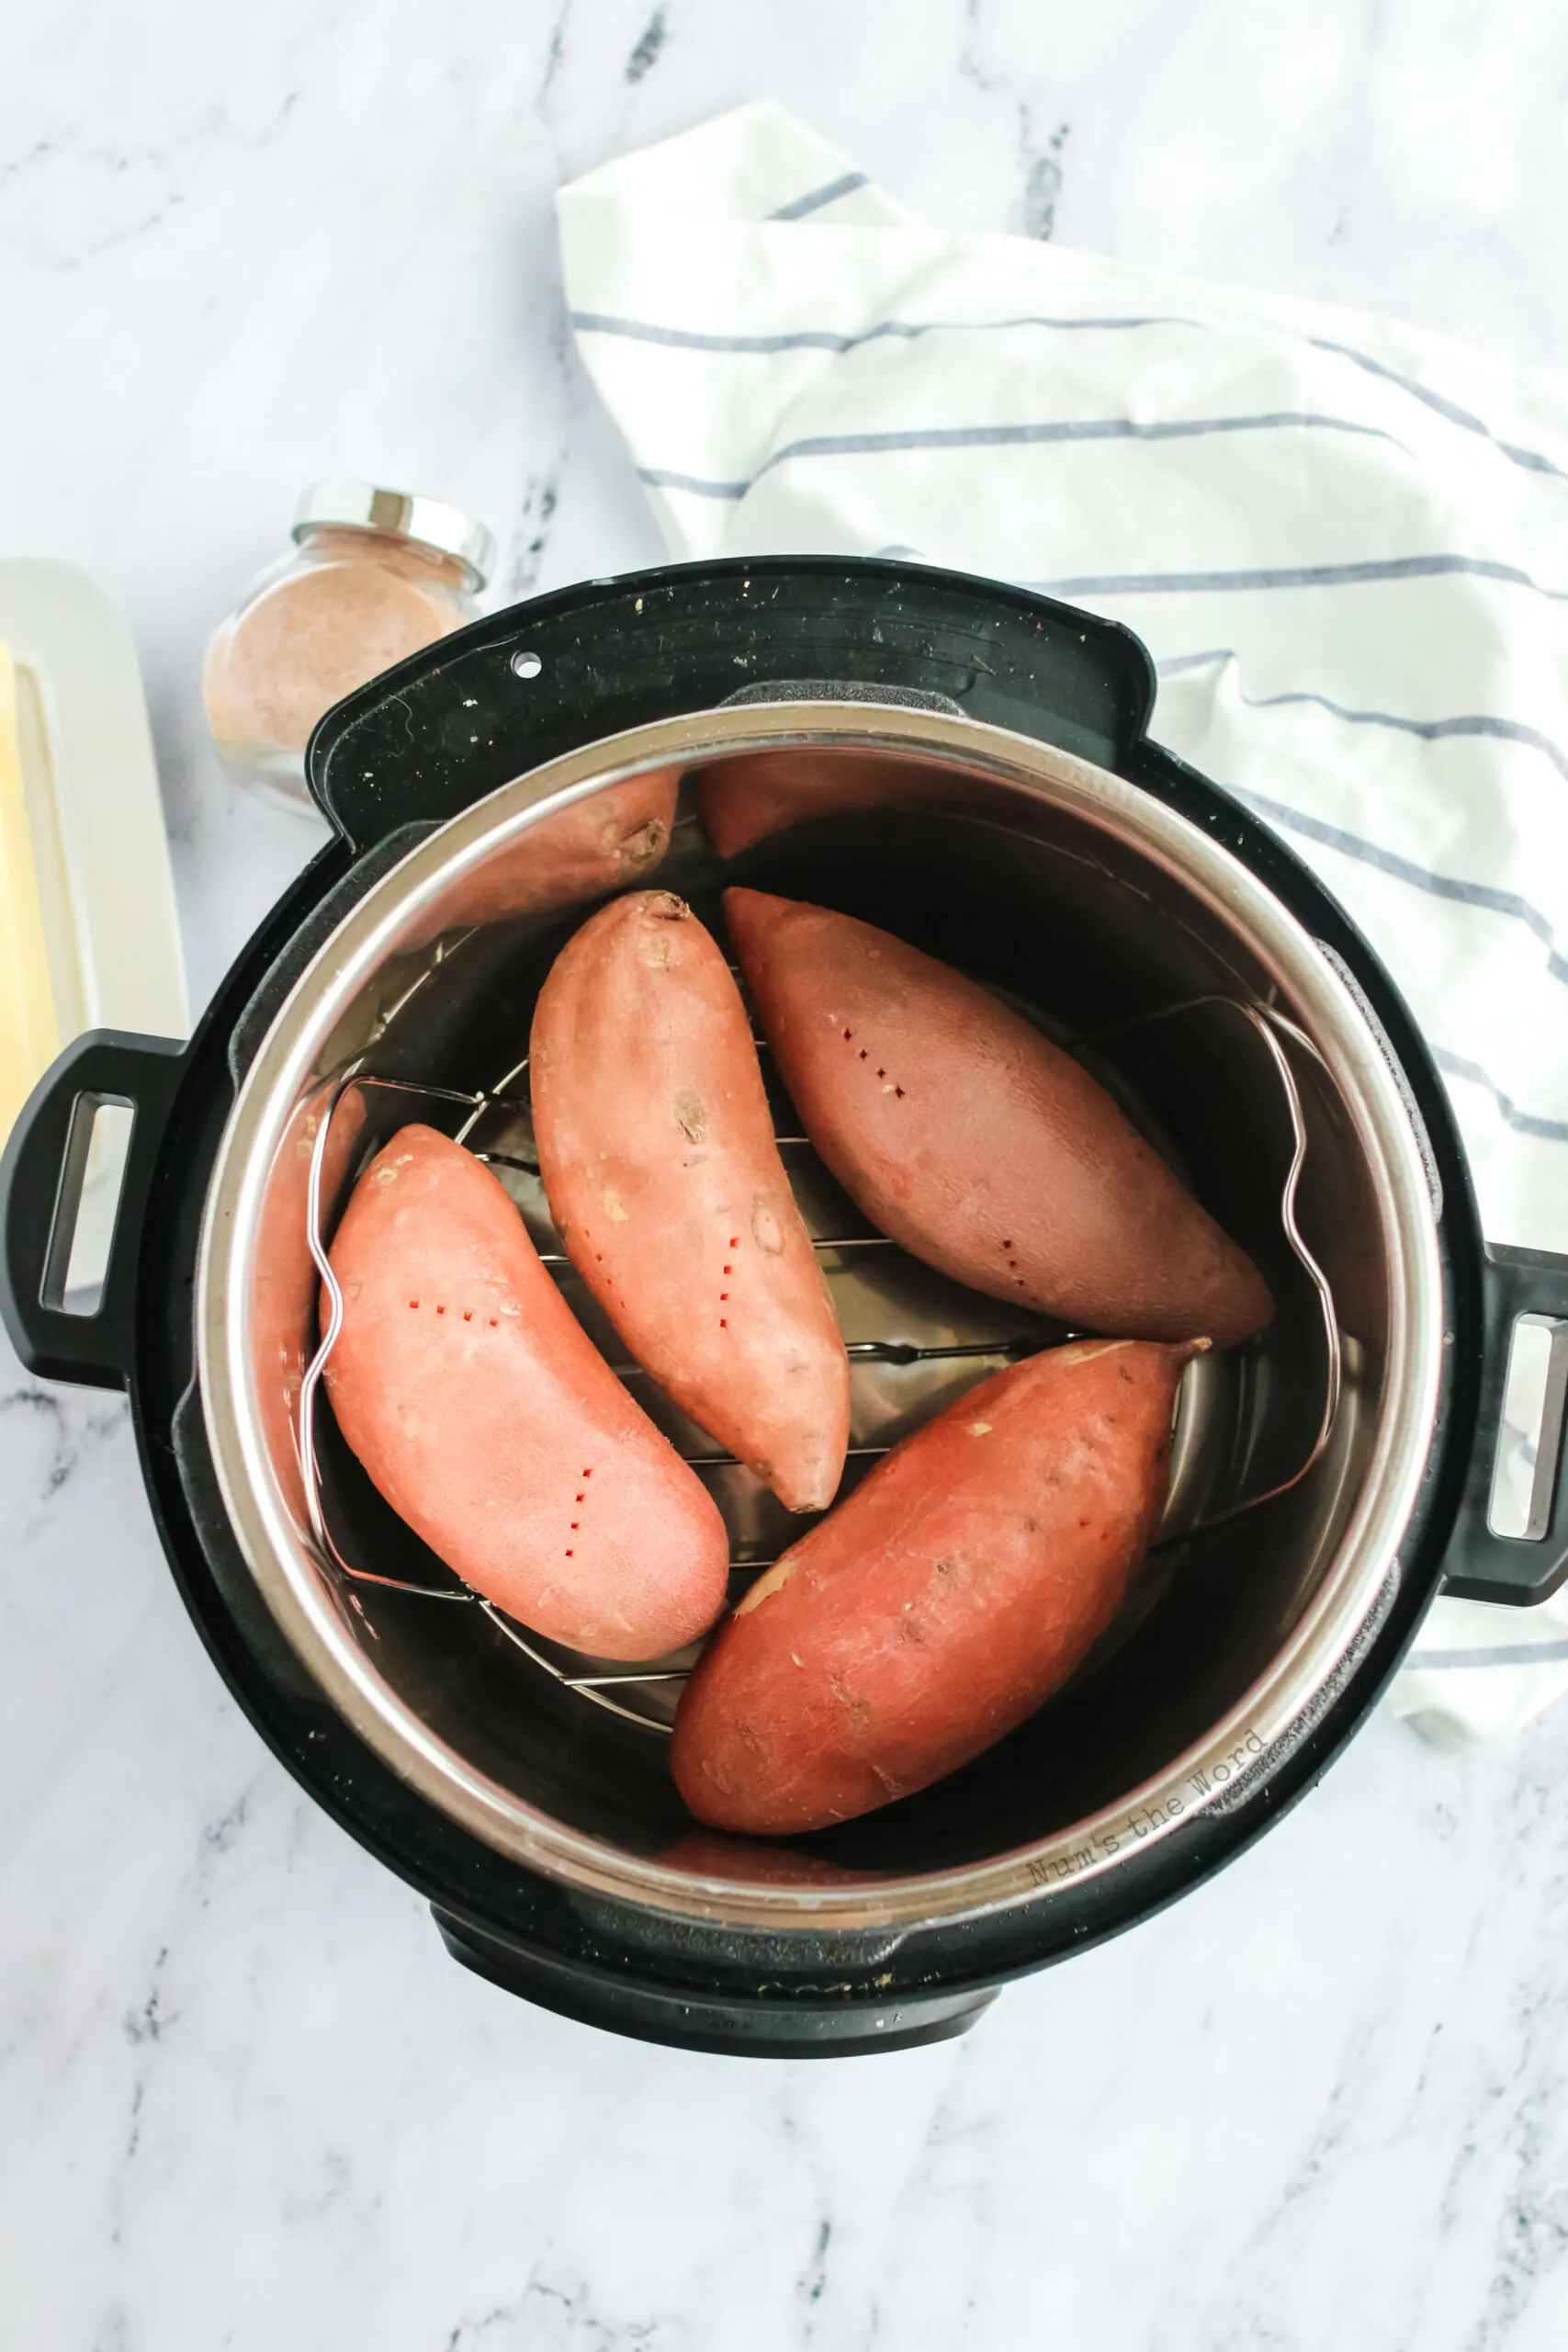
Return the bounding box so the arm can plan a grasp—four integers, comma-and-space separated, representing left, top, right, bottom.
0, 561, 187, 1301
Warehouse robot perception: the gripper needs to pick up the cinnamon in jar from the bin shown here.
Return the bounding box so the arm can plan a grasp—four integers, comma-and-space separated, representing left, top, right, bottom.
203, 481, 495, 813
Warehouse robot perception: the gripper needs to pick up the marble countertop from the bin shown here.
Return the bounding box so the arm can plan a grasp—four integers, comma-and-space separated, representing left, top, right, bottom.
7, 3, 1568, 2346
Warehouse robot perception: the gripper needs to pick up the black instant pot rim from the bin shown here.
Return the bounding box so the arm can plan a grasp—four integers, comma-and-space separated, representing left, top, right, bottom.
110, 557, 1483, 2049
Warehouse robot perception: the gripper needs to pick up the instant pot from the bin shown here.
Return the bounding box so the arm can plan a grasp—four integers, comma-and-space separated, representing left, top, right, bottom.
6, 557, 1568, 2058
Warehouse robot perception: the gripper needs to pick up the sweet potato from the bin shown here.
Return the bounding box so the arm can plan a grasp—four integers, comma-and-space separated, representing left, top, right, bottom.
412, 771, 677, 941
323, 1124, 728, 1658
727, 888, 1271, 1349
700, 748, 933, 860
531, 891, 851, 1512
660, 1830, 875, 1891
671, 1338, 1198, 1835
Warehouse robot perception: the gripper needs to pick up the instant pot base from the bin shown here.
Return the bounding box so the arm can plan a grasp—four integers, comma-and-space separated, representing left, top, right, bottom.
9, 558, 1563, 2056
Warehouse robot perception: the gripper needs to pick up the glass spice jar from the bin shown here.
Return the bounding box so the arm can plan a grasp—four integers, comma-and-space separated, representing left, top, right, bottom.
203, 481, 495, 814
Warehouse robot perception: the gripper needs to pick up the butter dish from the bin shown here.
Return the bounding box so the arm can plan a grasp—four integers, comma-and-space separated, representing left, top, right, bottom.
0, 560, 187, 1298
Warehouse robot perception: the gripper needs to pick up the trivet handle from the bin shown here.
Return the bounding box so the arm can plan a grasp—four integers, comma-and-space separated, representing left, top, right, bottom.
0, 1029, 185, 1390
1441, 1242, 1568, 1605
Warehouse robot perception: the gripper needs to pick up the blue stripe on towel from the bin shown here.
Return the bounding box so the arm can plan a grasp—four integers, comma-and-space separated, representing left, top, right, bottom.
638, 410, 1407, 500
573, 306, 1568, 487
1405, 1638, 1568, 1669
767, 171, 871, 220
572, 303, 1568, 488
1156, 650, 1568, 783
570, 308, 1195, 355
1229, 786, 1568, 988
1032, 554, 1568, 601
1430, 1050, 1568, 1143
1310, 338, 1568, 482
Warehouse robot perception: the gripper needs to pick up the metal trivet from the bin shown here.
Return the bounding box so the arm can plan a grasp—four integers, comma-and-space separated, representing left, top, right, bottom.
297, 993, 1340, 1735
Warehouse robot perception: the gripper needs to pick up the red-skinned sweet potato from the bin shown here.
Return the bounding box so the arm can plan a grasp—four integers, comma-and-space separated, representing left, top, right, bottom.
323, 1124, 728, 1658
531, 891, 850, 1512
727, 888, 1271, 1349
699, 748, 933, 860
660, 1831, 876, 1891
671, 1339, 1199, 1835
408, 772, 678, 944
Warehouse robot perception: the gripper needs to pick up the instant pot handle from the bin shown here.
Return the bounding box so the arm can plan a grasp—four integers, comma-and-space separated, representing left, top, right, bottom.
0, 1031, 185, 1390
304, 558, 1158, 853
429, 1905, 998, 2056
1441, 1243, 1568, 1605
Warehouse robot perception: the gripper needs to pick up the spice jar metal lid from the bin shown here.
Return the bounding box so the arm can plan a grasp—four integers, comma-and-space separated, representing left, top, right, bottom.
291, 481, 496, 588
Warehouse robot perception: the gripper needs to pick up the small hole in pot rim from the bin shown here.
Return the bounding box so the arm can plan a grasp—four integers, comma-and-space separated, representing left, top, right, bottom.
511, 649, 544, 680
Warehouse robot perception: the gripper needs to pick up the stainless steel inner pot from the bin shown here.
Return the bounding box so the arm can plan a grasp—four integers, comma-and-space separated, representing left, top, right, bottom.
197, 702, 1444, 1930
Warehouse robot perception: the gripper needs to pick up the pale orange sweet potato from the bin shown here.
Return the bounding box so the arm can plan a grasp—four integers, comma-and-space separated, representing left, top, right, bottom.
727, 888, 1272, 1349
671, 1339, 1199, 1835
324, 1124, 728, 1658
531, 891, 850, 1512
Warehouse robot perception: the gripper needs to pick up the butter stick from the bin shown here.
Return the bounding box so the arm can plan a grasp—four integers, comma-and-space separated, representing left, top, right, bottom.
0, 640, 61, 1144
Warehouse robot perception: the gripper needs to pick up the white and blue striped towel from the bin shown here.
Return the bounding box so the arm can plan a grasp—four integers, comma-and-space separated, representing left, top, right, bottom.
558, 103, 1568, 1748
